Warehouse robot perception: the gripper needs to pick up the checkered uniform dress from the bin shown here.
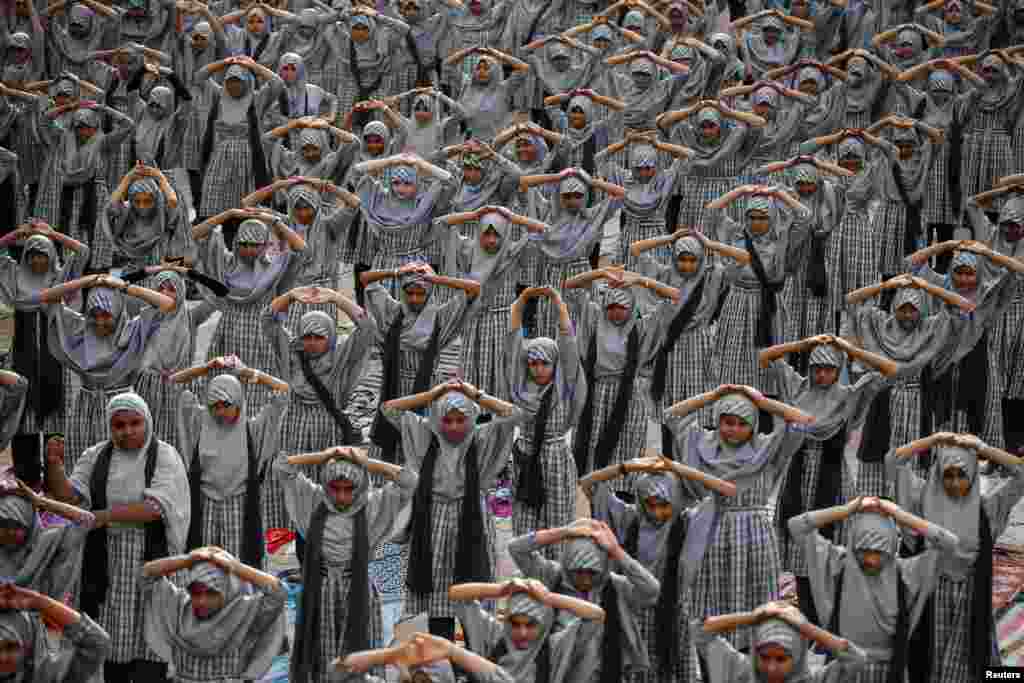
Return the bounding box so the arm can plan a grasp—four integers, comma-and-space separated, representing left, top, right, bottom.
66, 385, 135, 476
874, 197, 918, 278
714, 281, 787, 393
826, 200, 879, 330
197, 492, 262, 570
924, 135, 959, 226
532, 256, 591, 339
930, 572, 1001, 682
510, 409, 577, 561
104, 88, 141, 192
933, 350, 1006, 449
402, 494, 498, 619
778, 438, 828, 577
182, 83, 217, 174
168, 615, 245, 682
102, 528, 167, 663
960, 104, 1015, 211
205, 302, 277, 412
578, 375, 653, 495
690, 467, 786, 653
782, 236, 834, 346
199, 121, 258, 219
311, 565, 385, 683
850, 374, 923, 498
34, 175, 114, 271
133, 370, 191, 449
994, 279, 1024, 399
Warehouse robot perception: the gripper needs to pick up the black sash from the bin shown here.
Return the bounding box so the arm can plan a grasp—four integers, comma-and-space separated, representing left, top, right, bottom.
599, 579, 624, 683
856, 387, 892, 463
12, 309, 64, 424
892, 162, 923, 258
201, 90, 270, 192
651, 276, 706, 403
299, 352, 360, 445
744, 232, 783, 347
515, 385, 553, 509
82, 438, 166, 618
655, 513, 690, 669
577, 326, 641, 474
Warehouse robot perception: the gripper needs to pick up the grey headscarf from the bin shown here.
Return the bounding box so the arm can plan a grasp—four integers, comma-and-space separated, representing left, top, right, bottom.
322, 457, 371, 515
560, 536, 610, 593
197, 375, 249, 500
920, 445, 981, 579
4, 235, 61, 309
144, 555, 285, 679
495, 592, 557, 679
104, 176, 172, 259
140, 270, 192, 375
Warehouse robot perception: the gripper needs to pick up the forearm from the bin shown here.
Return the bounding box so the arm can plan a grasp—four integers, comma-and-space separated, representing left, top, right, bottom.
382, 387, 441, 413
36, 593, 81, 629
629, 235, 673, 257
97, 501, 162, 525
359, 270, 397, 287
430, 275, 480, 297
46, 466, 79, 504
227, 559, 282, 589
142, 554, 194, 577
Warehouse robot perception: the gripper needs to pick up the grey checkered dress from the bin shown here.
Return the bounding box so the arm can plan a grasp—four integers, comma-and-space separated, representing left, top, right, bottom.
994, 280, 1024, 399
199, 122, 257, 219
34, 170, 115, 272
959, 102, 1016, 211
391, 409, 518, 619
825, 198, 878, 331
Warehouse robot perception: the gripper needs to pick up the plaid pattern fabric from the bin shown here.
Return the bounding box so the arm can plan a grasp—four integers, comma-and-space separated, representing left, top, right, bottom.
889, 378, 927, 480
104, 92, 138, 192
17, 362, 72, 436
182, 88, 216, 173
200, 491, 257, 569
713, 283, 784, 393
199, 123, 256, 219
533, 257, 591, 340
460, 307, 514, 400
675, 175, 734, 233
657, 325, 717, 428
778, 439, 826, 577
690, 471, 783, 653
620, 213, 668, 273
511, 437, 577, 561
171, 625, 245, 682
402, 495, 496, 619
205, 301, 278, 413
34, 175, 114, 271
307, 567, 385, 683
578, 375, 652, 495
100, 528, 165, 663
366, 217, 438, 274
66, 385, 133, 476
336, 65, 389, 121
936, 358, 1006, 449
875, 198, 914, 277
933, 572, 1000, 682
826, 206, 879, 329
924, 141, 958, 225
133, 370, 189, 450
782, 248, 833, 345
994, 285, 1024, 398
961, 107, 1014, 207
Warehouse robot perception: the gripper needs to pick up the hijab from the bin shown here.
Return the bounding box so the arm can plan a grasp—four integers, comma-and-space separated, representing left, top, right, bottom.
749, 618, 809, 681
494, 592, 556, 680
510, 336, 581, 418
278, 53, 322, 117
216, 218, 293, 305
196, 375, 249, 500
140, 270, 192, 375
4, 236, 60, 309
107, 177, 172, 259
919, 445, 981, 579
0, 610, 49, 683
144, 557, 285, 678
135, 86, 177, 164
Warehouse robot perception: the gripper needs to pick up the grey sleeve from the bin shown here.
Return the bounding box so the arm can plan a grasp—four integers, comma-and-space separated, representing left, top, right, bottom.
507, 532, 565, 588
612, 552, 660, 609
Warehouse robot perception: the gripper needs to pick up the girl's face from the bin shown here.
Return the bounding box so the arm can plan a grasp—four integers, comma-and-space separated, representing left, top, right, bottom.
945, 0, 962, 24
294, 204, 316, 226
718, 413, 753, 446
439, 409, 470, 444
676, 253, 699, 275
191, 31, 210, 51
393, 180, 418, 200
795, 180, 817, 197
110, 410, 147, 449
839, 154, 862, 174
301, 333, 329, 355
225, 77, 245, 98
896, 141, 916, 161
462, 166, 482, 185
403, 284, 427, 312
515, 138, 537, 163
1003, 219, 1024, 243
211, 400, 241, 425
894, 303, 920, 331
413, 108, 433, 124
328, 478, 356, 508
812, 365, 839, 387
568, 108, 587, 130
755, 644, 794, 683
747, 209, 771, 235
508, 615, 541, 650
364, 134, 385, 156
790, 0, 810, 18
280, 62, 298, 83
951, 265, 977, 292
753, 101, 772, 118
798, 77, 819, 96
594, 37, 611, 52
699, 120, 720, 143
475, 59, 492, 84
479, 227, 501, 254
560, 191, 584, 212
27, 252, 49, 275
643, 496, 673, 524
246, 9, 266, 34
76, 125, 97, 145
571, 568, 596, 593
54, 93, 73, 108
942, 466, 972, 498
189, 583, 226, 619
351, 24, 370, 42
399, 0, 421, 21
302, 143, 321, 163
0, 640, 23, 674
0, 524, 27, 548
527, 358, 554, 385
636, 166, 656, 182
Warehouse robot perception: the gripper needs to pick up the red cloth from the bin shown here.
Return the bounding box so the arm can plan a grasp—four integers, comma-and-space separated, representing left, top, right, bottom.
265, 528, 296, 555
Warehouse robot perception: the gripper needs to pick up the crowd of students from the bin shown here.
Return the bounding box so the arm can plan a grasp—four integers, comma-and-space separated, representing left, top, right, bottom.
1, 0, 1024, 679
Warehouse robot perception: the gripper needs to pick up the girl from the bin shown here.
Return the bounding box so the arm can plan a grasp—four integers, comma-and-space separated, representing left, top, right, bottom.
338, 632, 512, 683
450, 579, 605, 683
142, 546, 287, 682
263, 118, 359, 184
39, 275, 174, 473
445, 46, 530, 142
663, 385, 810, 651
387, 88, 468, 161
507, 518, 661, 682
175, 359, 290, 567
705, 185, 811, 391
194, 55, 284, 222
562, 268, 679, 495
889, 432, 1024, 682
35, 101, 136, 273
0, 224, 89, 468
102, 164, 190, 269
190, 210, 306, 411
499, 286, 586, 555
274, 446, 417, 683
334, 6, 411, 122
603, 50, 692, 133
690, 601, 868, 682
734, 10, 813, 79
45, 392, 190, 683
380, 381, 519, 640
262, 51, 336, 139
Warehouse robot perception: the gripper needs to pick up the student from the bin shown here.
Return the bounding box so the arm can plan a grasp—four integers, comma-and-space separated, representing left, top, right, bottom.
788, 494, 960, 682
141, 546, 287, 682
507, 518, 661, 682
380, 381, 520, 639
45, 392, 190, 683
450, 579, 605, 683
273, 446, 418, 683
690, 600, 869, 682
337, 631, 514, 683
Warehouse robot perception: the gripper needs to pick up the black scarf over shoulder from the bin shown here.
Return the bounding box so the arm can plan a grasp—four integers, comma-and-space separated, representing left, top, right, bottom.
201, 89, 270, 191
81, 438, 167, 618
13, 309, 63, 424
515, 384, 554, 509
407, 435, 491, 595
892, 162, 923, 259
778, 428, 846, 565
300, 352, 361, 445
651, 275, 706, 403
292, 500, 369, 682
187, 425, 264, 568
744, 232, 784, 348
